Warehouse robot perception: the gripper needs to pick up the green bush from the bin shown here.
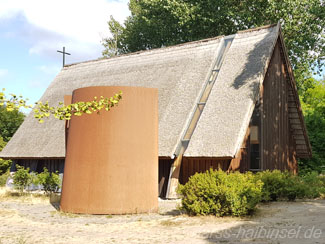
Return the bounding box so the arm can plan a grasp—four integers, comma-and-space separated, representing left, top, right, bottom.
177, 169, 263, 216
178, 169, 325, 217
318, 175, 325, 196
0, 158, 11, 175
0, 170, 9, 186
255, 170, 287, 201
282, 173, 307, 201
37, 168, 61, 193
13, 165, 32, 192
255, 170, 325, 201
0, 136, 12, 175
300, 171, 321, 198
256, 170, 310, 201
299, 172, 325, 198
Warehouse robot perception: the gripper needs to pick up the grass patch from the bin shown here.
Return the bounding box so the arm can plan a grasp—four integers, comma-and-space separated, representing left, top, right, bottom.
0, 187, 49, 203
160, 218, 184, 227
16, 236, 28, 244
55, 211, 80, 218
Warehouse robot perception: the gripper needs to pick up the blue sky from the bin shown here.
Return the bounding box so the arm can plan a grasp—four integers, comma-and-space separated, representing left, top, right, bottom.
0, 0, 323, 110
0, 0, 130, 107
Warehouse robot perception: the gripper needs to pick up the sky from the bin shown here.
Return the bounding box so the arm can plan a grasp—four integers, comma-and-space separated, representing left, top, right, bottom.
0, 0, 130, 106
0, 1, 323, 109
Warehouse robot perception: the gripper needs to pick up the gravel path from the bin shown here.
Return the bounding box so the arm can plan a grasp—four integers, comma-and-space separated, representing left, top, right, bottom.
0, 194, 324, 244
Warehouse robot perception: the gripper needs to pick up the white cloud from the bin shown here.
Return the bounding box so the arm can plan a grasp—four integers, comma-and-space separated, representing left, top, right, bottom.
0, 0, 130, 62
37, 65, 61, 75
0, 69, 8, 79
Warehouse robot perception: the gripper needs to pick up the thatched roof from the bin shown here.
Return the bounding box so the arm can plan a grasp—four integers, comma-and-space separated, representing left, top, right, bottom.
1, 37, 222, 158
0, 24, 311, 159
185, 25, 279, 157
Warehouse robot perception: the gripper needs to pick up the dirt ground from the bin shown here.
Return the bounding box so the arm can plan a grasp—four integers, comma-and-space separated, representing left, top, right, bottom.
0, 188, 324, 244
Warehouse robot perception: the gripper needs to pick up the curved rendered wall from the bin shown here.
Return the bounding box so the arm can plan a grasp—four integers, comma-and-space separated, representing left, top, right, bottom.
60, 86, 158, 214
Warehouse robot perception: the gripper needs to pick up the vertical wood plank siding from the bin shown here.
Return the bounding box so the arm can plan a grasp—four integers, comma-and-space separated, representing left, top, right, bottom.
228, 39, 298, 173
179, 158, 231, 184
260, 40, 297, 173
15, 159, 65, 173
229, 128, 250, 172
158, 158, 173, 198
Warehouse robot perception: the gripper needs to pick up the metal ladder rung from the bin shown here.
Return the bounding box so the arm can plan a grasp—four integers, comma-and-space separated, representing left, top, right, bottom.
212, 69, 220, 72
197, 102, 206, 105
181, 139, 190, 142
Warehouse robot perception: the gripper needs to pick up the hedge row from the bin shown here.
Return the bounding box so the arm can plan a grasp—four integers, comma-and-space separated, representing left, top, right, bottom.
178, 169, 325, 216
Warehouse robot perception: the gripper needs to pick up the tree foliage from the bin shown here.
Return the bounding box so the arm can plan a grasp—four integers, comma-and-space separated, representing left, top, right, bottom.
0, 136, 12, 175
0, 102, 23, 175
102, 0, 325, 173
102, 16, 126, 57
102, 0, 325, 77
34, 92, 122, 123
0, 106, 25, 142
300, 78, 325, 173
0, 89, 122, 123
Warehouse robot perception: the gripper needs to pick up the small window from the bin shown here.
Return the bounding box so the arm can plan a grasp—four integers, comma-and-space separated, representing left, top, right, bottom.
250, 126, 259, 144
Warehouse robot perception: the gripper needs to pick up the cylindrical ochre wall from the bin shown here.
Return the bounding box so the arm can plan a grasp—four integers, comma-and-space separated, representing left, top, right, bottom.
60, 86, 158, 214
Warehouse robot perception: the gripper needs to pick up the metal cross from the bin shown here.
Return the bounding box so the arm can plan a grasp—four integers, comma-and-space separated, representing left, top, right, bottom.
57, 47, 71, 67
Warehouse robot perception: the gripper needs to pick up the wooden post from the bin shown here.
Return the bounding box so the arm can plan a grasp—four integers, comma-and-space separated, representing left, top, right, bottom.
166, 154, 183, 199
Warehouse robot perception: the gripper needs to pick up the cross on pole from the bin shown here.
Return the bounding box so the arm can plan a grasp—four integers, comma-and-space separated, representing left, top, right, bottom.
57, 47, 71, 67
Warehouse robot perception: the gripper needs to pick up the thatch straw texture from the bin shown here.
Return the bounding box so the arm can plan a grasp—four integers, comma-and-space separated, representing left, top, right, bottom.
0, 24, 311, 159
1, 37, 222, 158
185, 25, 279, 157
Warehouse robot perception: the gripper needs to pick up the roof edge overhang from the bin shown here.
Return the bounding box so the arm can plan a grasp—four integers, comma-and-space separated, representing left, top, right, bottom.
277, 27, 312, 158
231, 23, 312, 159
0, 156, 65, 160
182, 156, 233, 160
231, 22, 281, 159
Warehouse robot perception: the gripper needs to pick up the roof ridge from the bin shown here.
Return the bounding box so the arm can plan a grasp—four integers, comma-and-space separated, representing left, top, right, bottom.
237, 23, 278, 34
64, 36, 224, 68
65, 24, 277, 69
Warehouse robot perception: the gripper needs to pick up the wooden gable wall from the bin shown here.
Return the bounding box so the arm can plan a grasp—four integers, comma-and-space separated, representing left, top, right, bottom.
261, 39, 298, 173
159, 38, 301, 195
229, 38, 298, 173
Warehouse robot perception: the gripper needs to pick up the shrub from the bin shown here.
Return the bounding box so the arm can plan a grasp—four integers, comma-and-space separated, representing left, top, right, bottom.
319, 175, 325, 197
255, 170, 286, 201
0, 170, 9, 186
300, 172, 325, 198
37, 168, 61, 193
255, 170, 325, 201
282, 173, 307, 201
0, 136, 12, 175
301, 171, 323, 198
0, 158, 12, 175
13, 165, 32, 192
177, 169, 263, 216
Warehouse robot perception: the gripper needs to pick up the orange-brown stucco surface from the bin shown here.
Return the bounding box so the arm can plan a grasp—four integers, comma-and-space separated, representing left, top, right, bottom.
60, 86, 158, 214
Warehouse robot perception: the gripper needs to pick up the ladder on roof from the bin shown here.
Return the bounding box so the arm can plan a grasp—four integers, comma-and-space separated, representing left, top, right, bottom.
166, 35, 235, 199
176, 34, 235, 156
